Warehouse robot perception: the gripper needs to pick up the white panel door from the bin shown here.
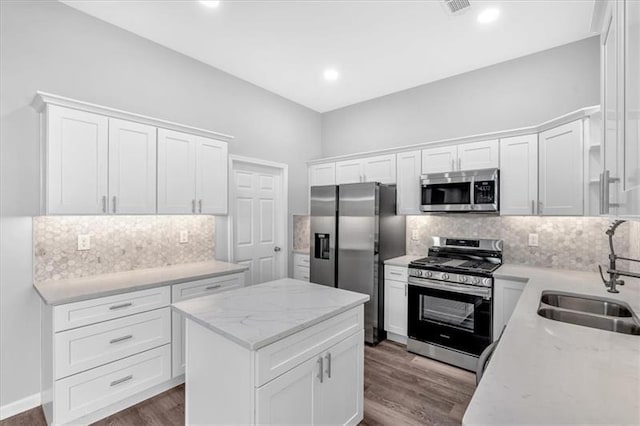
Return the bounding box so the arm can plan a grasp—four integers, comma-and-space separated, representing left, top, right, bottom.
335, 159, 363, 184
255, 355, 319, 425
396, 150, 422, 215
46, 105, 108, 214
459, 139, 499, 170
232, 161, 284, 285
384, 279, 407, 336
362, 154, 396, 183
500, 135, 538, 215
316, 331, 364, 426
108, 118, 157, 214
309, 163, 336, 186
539, 120, 584, 216
195, 137, 228, 214
157, 129, 197, 214
421, 146, 458, 174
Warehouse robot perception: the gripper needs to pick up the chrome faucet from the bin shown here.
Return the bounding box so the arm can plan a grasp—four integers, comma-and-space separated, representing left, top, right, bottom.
598, 220, 640, 293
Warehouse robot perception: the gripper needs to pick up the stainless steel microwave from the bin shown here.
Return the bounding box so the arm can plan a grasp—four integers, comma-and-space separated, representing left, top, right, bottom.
420, 168, 499, 213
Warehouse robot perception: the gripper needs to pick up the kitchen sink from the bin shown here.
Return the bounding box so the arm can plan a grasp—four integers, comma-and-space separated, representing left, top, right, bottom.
540, 292, 633, 317
537, 291, 640, 336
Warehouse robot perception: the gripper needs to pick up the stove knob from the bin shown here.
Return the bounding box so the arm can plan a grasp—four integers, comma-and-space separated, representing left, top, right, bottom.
482, 278, 491, 286
441, 273, 450, 281
425, 271, 432, 278
459, 276, 468, 283
471, 277, 480, 285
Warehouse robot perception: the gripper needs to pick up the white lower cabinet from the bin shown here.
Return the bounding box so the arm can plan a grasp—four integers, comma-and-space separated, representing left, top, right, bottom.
293, 253, 310, 281
493, 278, 527, 340
384, 265, 408, 342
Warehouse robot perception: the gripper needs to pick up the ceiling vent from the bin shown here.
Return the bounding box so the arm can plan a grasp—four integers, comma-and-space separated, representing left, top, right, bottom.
442, 0, 471, 15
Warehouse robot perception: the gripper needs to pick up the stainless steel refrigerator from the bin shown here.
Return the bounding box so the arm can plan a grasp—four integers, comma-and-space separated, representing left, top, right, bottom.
310, 182, 406, 344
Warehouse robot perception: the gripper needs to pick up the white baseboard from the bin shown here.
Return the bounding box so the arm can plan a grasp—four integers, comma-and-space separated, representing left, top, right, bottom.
0, 393, 41, 421
386, 332, 408, 345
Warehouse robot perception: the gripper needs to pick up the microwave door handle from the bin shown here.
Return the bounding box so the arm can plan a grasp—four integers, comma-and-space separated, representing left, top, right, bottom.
470, 176, 475, 208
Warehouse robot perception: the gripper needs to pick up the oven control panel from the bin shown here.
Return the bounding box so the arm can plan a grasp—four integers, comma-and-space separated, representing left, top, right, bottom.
409, 268, 492, 287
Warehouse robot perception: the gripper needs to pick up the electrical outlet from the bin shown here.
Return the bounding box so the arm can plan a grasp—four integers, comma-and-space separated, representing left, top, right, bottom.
179, 230, 189, 244
77, 234, 91, 251
528, 233, 539, 247
411, 230, 419, 241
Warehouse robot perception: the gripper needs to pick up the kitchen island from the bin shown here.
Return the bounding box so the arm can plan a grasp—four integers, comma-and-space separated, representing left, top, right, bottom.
172, 278, 370, 425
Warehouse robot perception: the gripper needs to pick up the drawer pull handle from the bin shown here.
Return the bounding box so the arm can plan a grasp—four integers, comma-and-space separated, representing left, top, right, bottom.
325, 352, 332, 379
206, 284, 222, 290
389, 271, 402, 276
109, 335, 133, 344
110, 375, 133, 387
109, 302, 133, 310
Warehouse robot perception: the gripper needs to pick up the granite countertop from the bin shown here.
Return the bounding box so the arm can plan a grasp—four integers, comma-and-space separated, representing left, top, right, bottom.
464, 264, 640, 425
384, 255, 422, 267
34, 260, 248, 305
172, 278, 369, 350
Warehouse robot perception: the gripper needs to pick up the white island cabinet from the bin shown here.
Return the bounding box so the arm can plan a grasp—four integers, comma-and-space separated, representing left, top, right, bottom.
172, 279, 369, 426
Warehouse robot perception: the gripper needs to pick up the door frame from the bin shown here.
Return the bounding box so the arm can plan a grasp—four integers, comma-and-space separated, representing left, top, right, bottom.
227, 155, 289, 281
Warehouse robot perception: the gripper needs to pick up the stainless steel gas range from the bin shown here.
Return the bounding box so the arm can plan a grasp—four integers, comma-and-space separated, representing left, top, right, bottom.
407, 237, 503, 371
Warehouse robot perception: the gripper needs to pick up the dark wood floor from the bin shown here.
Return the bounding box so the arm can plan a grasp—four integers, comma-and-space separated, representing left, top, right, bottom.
1, 341, 475, 426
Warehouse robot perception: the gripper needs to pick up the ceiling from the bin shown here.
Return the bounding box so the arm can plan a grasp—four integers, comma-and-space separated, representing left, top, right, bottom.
61, 0, 596, 113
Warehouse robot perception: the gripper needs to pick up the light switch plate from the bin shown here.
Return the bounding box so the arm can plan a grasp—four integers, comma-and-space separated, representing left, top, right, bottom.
528, 233, 539, 247
77, 234, 91, 251
411, 230, 419, 241
179, 230, 189, 244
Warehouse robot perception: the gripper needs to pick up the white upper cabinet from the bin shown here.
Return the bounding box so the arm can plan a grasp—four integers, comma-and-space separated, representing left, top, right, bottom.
500, 135, 538, 216
539, 120, 584, 216
361, 154, 396, 184
459, 139, 499, 170
309, 163, 336, 186
196, 137, 228, 214
46, 105, 109, 215
108, 119, 157, 214
157, 129, 198, 214
335, 159, 363, 184
421, 145, 457, 174
396, 150, 422, 215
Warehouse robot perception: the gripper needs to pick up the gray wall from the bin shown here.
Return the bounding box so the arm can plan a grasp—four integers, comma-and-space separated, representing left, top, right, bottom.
321, 36, 600, 157
0, 1, 321, 407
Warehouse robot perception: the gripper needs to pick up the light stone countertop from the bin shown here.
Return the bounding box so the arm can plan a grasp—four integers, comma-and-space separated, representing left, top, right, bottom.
171, 278, 369, 350
384, 255, 422, 267
33, 260, 248, 305
464, 264, 640, 425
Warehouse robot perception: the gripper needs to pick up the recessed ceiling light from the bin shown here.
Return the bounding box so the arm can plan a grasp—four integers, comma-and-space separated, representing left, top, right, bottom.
200, 1, 220, 8
323, 69, 339, 82
477, 8, 500, 24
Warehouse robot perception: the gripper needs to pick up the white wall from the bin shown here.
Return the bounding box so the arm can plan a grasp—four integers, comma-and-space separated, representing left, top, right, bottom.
321, 36, 600, 157
0, 1, 321, 409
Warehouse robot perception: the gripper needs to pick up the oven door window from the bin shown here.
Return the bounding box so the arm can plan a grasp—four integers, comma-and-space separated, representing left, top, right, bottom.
421, 295, 476, 332
422, 182, 471, 205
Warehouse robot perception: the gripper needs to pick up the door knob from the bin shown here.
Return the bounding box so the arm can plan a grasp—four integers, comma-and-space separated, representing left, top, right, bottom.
274, 246, 281, 252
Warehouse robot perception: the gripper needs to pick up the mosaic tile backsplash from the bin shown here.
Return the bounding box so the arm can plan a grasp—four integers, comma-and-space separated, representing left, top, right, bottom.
407, 215, 638, 272
34, 216, 215, 282
293, 215, 310, 252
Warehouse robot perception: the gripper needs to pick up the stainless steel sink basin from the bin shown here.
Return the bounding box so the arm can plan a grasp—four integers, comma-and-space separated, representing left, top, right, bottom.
537, 291, 640, 336
540, 292, 633, 317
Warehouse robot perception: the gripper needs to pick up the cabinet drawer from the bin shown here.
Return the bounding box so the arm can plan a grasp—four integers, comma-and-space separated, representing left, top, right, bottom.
293, 265, 310, 281
255, 305, 363, 387
171, 273, 245, 303
384, 265, 407, 282
55, 308, 171, 379
54, 345, 171, 425
54, 286, 171, 332
293, 253, 310, 267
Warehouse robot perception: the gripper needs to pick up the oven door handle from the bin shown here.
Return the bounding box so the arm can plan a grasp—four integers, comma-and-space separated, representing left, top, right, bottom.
409, 277, 492, 299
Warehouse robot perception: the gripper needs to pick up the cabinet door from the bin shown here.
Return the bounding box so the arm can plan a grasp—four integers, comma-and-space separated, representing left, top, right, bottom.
335, 159, 363, 184
108, 118, 157, 214
195, 137, 228, 214
157, 129, 197, 214
500, 135, 538, 215
459, 140, 499, 170
493, 278, 526, 340
384, 279, 407, 336
539, 121, 584, 215
362, 154, 396, 184
421, 146, 457, 174
309, 163, 336, 186
621, 0, 640, 216
255, 355, 319, 425
396, 150, 422, 215
316, 331, 364, 426
46, 105, 108, 214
